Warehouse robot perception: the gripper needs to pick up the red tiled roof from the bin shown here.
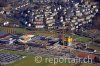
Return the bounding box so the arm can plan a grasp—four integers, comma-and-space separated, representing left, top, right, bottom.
78, 52, 96, 60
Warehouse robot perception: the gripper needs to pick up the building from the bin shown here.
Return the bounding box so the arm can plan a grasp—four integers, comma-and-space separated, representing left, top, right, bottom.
78, 52, 97, 62
6, 0, 99, 33
0, 32, 9, 38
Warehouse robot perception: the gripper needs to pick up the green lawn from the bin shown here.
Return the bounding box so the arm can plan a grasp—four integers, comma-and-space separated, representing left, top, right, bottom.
89, 44, 100, 51
80, 63, 97, 66
33, 31, 58, 37
0, 27, 30, 34
0, 27, 57, 36
65, 34, 91, 42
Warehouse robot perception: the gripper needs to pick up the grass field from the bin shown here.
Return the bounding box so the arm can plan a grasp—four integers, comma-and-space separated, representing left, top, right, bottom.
0, 27, 30, 34
80, 63, 97, 66
1, 50, 97, 66
65, 34, 91, 42
0, 50, 71, 66
89, 44, 100, 51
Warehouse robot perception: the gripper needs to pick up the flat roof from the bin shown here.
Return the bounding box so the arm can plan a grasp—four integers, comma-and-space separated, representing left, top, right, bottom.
0, 32, 8, 35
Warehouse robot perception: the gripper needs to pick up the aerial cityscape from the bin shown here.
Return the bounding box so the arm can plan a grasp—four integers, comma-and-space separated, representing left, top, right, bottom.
0, 0, 100, 66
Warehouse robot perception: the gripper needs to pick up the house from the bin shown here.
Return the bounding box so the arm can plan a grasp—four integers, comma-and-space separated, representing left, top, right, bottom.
78, 52, 97, 61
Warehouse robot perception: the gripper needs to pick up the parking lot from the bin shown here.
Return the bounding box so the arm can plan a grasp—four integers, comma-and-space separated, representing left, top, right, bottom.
0, 52, 22, 65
